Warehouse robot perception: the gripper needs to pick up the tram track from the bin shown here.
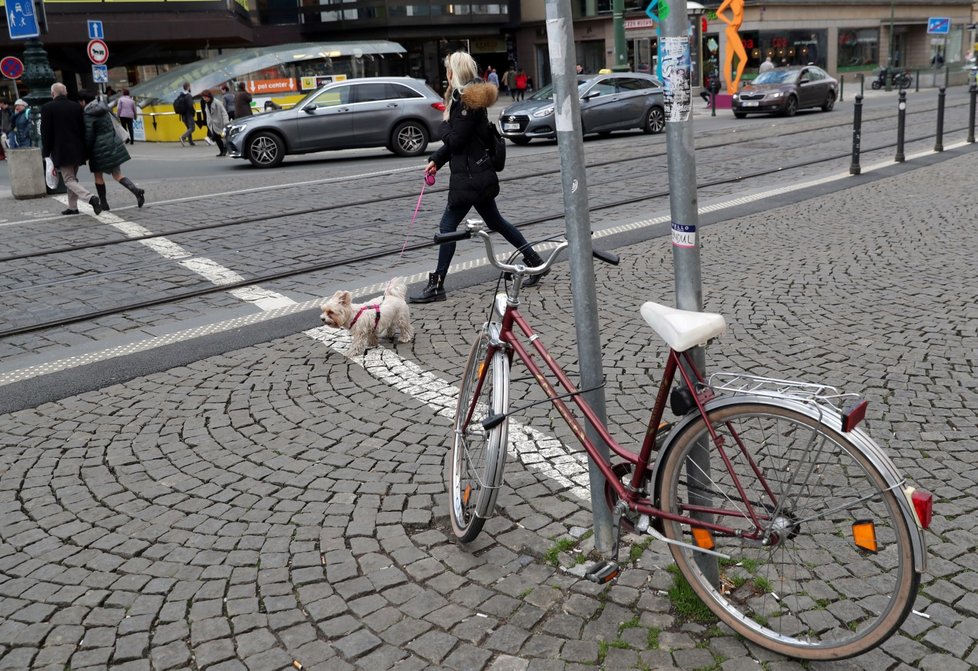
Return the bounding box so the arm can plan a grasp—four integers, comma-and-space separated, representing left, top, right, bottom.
2, 98, 975, 340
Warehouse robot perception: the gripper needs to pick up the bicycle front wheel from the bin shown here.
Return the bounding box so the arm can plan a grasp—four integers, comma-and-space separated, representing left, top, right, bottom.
658, 401, 918, 660
448, 325, 510, 543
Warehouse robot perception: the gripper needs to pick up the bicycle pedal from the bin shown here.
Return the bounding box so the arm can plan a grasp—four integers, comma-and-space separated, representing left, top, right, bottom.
584, 560, 621, 584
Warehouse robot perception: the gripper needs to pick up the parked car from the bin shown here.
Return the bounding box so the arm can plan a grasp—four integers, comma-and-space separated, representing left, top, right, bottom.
732, 66, 838, 118
498, 72, 665, 144
225, 77, 445, 168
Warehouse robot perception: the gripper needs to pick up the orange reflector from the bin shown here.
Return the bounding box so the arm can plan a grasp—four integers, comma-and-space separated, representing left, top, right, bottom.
691, 527, 715, 550
852, 520, 878, 553
462, 484, 472, 506
477, 362, 486, 377
912, 489, 933, 529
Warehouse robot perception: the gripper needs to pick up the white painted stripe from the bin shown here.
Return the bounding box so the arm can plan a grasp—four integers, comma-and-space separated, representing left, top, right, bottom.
228, 286, 295, 310
178, 257, 245, 285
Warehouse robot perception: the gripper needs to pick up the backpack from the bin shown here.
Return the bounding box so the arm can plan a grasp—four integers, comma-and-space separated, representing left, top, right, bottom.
485, 122, 506, 172
173, 93, 188, 115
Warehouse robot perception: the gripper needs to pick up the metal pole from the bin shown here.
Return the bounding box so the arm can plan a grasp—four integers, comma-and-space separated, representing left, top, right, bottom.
859, 73, 865, 97
886, 0, 894, 91
850, 94, 863, 175
968, 83, 976, 144
544, 0, 615, 555
710, 89, 716, 116
935, 87, 945, 152
661, 0, 717, 588
612, 0, 628, 71
839, 74, 844, 102
895, 90, 906, 162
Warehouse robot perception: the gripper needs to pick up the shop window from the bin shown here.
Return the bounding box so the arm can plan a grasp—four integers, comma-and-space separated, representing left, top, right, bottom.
838, 28, 878, 71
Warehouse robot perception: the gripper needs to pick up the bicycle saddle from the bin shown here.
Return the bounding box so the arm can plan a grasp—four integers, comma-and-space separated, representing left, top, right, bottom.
640, 301, 727, 352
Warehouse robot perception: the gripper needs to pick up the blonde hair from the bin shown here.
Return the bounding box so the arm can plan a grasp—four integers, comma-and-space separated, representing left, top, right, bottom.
444, 51, 479, 108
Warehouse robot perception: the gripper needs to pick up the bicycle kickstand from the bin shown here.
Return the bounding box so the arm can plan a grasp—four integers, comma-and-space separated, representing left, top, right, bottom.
584, 502, 625, 585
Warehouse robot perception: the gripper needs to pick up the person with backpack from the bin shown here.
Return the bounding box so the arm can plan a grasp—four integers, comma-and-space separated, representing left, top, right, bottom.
409, 51, 546, 304
174, 81, 196, 146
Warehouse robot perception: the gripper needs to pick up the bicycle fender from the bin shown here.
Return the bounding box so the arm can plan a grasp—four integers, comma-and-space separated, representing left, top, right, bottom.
651, 394, 927, 573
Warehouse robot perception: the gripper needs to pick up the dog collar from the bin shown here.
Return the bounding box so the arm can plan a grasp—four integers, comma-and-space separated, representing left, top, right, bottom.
350, 303, 381, 330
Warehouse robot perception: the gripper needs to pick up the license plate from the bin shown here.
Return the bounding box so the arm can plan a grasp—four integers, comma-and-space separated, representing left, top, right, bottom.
741, 101, 760, 107
503, 123, 520, 131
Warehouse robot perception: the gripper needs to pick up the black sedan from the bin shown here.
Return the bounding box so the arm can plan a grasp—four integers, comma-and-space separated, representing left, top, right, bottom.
732, 66, 838, 118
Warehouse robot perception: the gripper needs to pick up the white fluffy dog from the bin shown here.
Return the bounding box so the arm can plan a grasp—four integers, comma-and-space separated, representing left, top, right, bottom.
320, 279, 414, 356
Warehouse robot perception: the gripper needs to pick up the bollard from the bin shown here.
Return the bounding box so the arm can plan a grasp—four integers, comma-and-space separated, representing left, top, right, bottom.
839, 74, 844, 101
850, 94, 863, 175
968, 83, 976, 144
935, 87, 945, 152
915, 70, 920, 93
858, 73, 865, 97
710, 90, 716, 117
895, 90, 907, 162
943, 65, 949, 89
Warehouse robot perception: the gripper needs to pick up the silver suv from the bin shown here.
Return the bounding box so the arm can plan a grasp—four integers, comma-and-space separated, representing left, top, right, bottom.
226, 77, 445, 168
499, 72, 665, 145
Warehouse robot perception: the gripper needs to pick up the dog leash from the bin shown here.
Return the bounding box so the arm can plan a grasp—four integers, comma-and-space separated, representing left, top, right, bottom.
398, 179, 429, 259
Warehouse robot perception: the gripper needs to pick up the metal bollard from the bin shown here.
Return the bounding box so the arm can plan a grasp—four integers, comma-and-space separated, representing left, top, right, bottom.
915, 70, 920, 93
968, 84, 976, 144
850, 94, 863, 175
895, 90, 907, 163
935, 87, 945, 152
839, 74, 844, 102
858, 73, 865, 97
711, 90, 716, 117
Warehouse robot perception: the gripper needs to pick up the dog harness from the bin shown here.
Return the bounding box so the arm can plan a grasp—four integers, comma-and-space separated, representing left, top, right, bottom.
350, 300, 383, 331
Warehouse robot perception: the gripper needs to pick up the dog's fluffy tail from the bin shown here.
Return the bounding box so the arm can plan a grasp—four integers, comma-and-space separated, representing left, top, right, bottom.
385, 278, 407, 300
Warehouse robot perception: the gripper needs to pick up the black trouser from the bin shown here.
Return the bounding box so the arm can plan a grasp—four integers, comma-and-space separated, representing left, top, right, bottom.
209, 130, 225, 154
120, 117, 134, 142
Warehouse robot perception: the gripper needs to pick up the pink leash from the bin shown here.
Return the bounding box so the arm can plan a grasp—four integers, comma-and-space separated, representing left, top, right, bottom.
399, 181, 427, 259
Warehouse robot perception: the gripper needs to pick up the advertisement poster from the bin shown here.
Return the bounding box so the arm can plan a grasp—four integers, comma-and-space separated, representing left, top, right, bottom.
659, 36, 691, 122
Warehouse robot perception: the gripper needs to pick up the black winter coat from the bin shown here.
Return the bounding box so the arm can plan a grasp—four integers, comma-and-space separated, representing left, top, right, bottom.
83, 101, 130, 173
430, 81, 499, 208
41, 96, 87, 168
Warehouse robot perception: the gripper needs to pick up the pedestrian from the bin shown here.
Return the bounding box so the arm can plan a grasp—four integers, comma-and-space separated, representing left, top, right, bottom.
0, 99, 10, 159
759, 56, 774, 73
7, 99, 31, 149
200, 90, 229, 157
514, 69, 527, 101
174, 81, 196, 146
234, 82, 253, 119
77, 90, 145, 210
501, 68, 513, 98
40, 83, 102, 215
576, 64, 584, 74
221, 84, 236, 121
487, 66, 499, 87
409, 52, 547, 304
115, 88, 137, 144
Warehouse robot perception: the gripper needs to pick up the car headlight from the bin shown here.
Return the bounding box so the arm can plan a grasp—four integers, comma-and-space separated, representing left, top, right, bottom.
732, 93, 739, 100
768, 92, 784, 99
227, 123, 247, 138
531, 106, 554, 118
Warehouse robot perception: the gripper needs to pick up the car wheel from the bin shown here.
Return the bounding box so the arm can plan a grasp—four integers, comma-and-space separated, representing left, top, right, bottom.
247, 132, 285, 169
508, 136, 531, 145
734, 111, 748, 119
644, 106, 665, 134
783, 96, 798, 117
822, 91, 836, 112
871, 80, 881, 90
391, 121, 429, 157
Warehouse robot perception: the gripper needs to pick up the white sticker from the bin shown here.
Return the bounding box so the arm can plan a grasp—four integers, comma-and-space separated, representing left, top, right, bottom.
671, 222, 696, 248
660, 36, 691, 123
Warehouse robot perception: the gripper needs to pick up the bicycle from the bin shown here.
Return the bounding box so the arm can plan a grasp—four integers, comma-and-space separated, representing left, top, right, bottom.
439, 219, 933, 660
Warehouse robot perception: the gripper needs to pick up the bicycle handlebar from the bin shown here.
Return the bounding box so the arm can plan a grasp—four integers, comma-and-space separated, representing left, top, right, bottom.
433, 220, 620, 276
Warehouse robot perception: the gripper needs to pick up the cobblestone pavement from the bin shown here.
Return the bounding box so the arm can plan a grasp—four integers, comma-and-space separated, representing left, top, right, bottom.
1, 151, 977, 669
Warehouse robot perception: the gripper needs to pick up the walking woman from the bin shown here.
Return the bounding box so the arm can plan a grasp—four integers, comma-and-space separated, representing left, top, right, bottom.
410, 51, 546, 304
116, 88, 137, 144
78, 91, 145, 210
200, 90, 229, 157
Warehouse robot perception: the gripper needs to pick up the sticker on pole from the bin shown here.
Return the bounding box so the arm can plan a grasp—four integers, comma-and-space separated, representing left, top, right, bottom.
660, 36, 691, 123
671, 222, 696, 248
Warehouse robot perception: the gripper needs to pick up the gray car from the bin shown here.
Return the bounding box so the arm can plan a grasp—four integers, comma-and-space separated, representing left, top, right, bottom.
732, 66, 838, 118
225, 77, 445, 168
498, 72, 665, 144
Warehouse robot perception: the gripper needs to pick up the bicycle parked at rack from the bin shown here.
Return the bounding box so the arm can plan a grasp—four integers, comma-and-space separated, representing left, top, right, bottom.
439, 219, 932, 661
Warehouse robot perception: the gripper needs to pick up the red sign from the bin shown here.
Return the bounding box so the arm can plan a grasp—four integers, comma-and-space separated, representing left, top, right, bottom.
87, 39, 109, 65
0, 56, 24, 80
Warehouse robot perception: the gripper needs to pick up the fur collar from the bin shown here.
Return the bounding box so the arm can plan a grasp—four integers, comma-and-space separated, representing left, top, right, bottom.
457, 81, 498, 110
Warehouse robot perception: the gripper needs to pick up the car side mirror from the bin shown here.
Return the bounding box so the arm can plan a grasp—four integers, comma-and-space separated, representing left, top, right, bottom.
303, 104, 318, 113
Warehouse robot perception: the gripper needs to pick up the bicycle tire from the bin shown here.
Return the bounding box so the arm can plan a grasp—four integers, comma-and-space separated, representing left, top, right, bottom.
657, 401, 918, 660
448, 325, 510, 543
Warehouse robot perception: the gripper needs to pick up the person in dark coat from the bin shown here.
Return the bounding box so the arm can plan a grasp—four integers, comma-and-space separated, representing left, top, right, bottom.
41, 82, 102, 216
234, 82, 253, 119
409, 51, 546, 304
6, 99, 32, 149
78, 91, 145, 210
175, 81, 196, 146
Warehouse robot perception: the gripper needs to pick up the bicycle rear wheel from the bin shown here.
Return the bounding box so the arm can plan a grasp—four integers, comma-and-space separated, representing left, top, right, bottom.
448, 325, 510, 543
657, 401, 918, 660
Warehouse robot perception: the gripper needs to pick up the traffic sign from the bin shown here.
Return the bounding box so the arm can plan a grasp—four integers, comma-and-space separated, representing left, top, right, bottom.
7, 0, 41, 40
0, 56, 25, 80
87, 39, 109, 65
91, 64, 109, 84
927, 17, 951, 35
87, 20, 104, 40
